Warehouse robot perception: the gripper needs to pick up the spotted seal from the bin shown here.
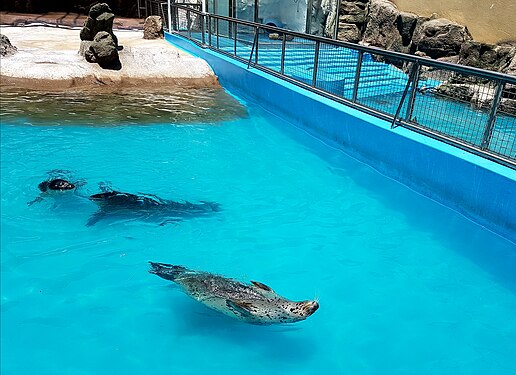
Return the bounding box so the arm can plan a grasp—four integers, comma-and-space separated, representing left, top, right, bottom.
149, 262, 319, 325
87, 191, 220, 226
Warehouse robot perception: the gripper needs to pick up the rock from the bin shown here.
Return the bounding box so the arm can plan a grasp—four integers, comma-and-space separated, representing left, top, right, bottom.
89, 3, 113, 19
84, 31, 120, 69
268, 33, 294, 41
434, 83, 475, 102
412, 18, 472, 59
0, 34, 17, 56
324, 0, 339, 37
80, 2, 118, 47
396, 11, 417, 46
337, 23, 360, 43
503, 52, 516, 76
458, 41, 516, 72
500, 98, 516, 115
339, 0, 369, 24
143, 16, 164, 39
362, 0, 403, 51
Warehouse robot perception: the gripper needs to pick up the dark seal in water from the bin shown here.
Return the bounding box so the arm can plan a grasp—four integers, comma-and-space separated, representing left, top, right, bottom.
87, 190, 220, 226
38, 179, 76, 192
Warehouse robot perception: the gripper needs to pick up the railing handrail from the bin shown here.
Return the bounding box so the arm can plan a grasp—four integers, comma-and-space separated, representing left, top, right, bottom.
170, 3, 516, 84
166, 3, 515, 168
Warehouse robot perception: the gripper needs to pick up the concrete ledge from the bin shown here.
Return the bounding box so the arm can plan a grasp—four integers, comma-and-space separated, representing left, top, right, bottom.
0, 26, 219, 90
166, 32, 516, 243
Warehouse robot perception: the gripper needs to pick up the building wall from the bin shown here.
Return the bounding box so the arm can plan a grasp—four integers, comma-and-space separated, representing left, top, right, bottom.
393, 0, 516, 44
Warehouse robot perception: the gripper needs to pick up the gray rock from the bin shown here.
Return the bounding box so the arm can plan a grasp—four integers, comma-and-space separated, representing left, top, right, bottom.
362, 0, 403, 51
434, 83, 475, 102
339, 0, 369, 24
89, 3, 113, 19
85, 31, 120, 68
412, 18, 472, 59
500, 98, 516, 115
143, 16, 164, 39
458, 41, 516, 72
337, 23, 360, 43
396, 11, 417, 46
0, 34, 17, 56
80, 3, 118, 47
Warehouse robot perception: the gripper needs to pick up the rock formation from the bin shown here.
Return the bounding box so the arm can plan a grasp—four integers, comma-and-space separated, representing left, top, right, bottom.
143, 16, 164, 39
411, 18, 473, 59
0, 34, 17, 56
84, 31, 120, 68
79, 3, 120, 69
336, 0, 369, 42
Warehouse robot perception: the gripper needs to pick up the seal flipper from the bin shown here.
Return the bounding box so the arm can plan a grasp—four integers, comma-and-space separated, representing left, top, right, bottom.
27, 196, 44, 206
86, 210, 107, 227
225, 300, 255, 319
251, 281, 279, 298
251, 281, 273, 291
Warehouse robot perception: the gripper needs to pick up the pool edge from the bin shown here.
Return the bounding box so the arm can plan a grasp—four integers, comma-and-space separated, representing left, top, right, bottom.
165, 33, 516, 244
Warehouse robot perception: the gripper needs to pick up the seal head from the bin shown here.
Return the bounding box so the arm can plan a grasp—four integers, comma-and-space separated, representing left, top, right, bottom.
38, 179, 76, 192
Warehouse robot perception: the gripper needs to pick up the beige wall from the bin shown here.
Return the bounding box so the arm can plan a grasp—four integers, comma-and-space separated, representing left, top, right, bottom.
392, 0, 516, 44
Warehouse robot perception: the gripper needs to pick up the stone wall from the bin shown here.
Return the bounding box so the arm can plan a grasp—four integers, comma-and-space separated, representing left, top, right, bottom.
392, 0, 516, 44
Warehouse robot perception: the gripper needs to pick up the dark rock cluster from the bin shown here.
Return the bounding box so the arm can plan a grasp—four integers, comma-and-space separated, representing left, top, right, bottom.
79, 3, 120, 68
0, 34, 17, 56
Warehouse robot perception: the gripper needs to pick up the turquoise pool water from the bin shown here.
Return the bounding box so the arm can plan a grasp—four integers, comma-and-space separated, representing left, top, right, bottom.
1, 88, 516, 375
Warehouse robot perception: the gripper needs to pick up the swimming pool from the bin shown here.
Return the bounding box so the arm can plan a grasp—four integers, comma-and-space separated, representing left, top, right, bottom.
1, 88, 516, 374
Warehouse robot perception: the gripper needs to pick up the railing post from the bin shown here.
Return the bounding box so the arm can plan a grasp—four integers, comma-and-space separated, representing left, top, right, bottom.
234, 21, 237, 56
404, 61, 420, 122
187, 9, 191, 39
312, 41, 320, 87
208, 14, 212, 46
481, 80, 505, 150
216, 18, 219, 49
247, 27, 259, 68
280, 33, 286, 75
201, 13, 206, 45
391, 62, 419, 128
255, 27, 259, 64
167, 0, 172, 33
352, 50, 363, 102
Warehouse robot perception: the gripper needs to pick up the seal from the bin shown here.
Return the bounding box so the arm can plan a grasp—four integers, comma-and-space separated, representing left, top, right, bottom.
149, 262, 319, 325
38, 179, 76, 192
28, 178, 77, 205
87, 190, 220, 226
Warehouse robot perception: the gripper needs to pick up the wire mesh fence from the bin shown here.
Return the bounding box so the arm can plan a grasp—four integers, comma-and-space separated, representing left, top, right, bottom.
156, 4, 516, 168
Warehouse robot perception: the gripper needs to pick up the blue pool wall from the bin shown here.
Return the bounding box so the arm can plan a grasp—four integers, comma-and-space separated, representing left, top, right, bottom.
165, 33, 516, 243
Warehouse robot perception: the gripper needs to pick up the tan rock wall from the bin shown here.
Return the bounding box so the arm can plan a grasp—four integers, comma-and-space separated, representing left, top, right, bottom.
392, 0, 516, 44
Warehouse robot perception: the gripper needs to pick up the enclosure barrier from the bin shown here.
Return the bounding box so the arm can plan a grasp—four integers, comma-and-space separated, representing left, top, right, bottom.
150, 3, 516, 169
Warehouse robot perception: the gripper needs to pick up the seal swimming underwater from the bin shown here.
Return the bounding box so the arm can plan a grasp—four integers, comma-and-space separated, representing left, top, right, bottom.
87, 190, 220, 226
149, 262, 319, 325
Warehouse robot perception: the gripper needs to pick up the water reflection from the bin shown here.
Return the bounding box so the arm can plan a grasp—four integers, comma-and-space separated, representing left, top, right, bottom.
0, 87, 247, 126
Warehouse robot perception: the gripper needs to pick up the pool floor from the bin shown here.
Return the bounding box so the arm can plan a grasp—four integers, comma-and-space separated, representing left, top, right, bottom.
1, 89, 516, 374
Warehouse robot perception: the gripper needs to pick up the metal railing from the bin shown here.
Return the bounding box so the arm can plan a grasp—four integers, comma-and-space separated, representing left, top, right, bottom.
159, 4, 516, 168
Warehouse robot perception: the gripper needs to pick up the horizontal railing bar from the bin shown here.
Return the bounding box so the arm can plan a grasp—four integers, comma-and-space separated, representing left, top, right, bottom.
170, 4, 516, 84
167, 5, 515, 168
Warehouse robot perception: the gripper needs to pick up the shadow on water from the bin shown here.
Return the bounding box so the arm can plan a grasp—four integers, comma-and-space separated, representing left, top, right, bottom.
0, 87, 248, 127
162, 287, 317, 363
265, 110, 516, 295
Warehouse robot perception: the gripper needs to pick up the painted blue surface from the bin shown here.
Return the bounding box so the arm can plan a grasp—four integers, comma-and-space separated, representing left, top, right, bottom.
165, 32, 516, 243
